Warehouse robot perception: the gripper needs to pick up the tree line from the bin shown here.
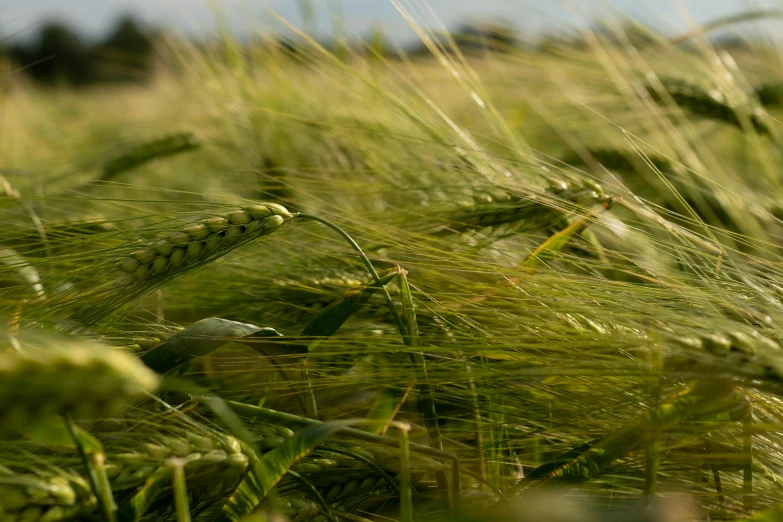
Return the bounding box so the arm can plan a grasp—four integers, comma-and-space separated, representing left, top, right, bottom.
3, 16, 156, 86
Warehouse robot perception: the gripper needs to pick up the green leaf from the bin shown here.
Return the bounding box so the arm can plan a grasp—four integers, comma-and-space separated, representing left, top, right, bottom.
218, 420, 356, 521
519, 199, 613, 270
141, 318, 284, 373
117, 467, 172, 522
300, 267, 402, 339
364, 387, 408, 435
23, 416, 103, 453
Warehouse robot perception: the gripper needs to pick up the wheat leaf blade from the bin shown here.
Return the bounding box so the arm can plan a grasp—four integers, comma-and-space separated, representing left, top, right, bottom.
217, 420, 356, 522
141, 318, 281, 374
300, 267, 402, 339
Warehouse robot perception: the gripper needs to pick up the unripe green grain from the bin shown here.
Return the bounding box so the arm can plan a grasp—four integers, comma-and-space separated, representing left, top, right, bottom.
121, 258, 140, 273
244, 219, 262, 235
153, 240, 174, 256
244, 204, 272, 220
144, 443, 171, 460
188, 434, 215, 452
186, 241, 204, 260
169, 248, 185, 268
161, 437, 191, 457
313, 459, 338, 469
224, 225, 244, 244
134, 250, 157, 264
222, 435, 242, 455
228, 210, 252, 224
204, 232, 224, 253
256, 425, 277, 438
265, 203, 294, 219
294, 462, 321, 473
342, 479, 360, 496
133, 264, 151, 281
203, 217, 229, 233
152, 256, 169, 275
132, 337, 160, 349
258, 215, 285, 235
704, 333, 732, 353
275, 426, 295, 438
186, 450, 227, 473
168, 231, 192, 248
185, 224, 211, 241
226, 454, 249, 469
260, 436, 286, 449
325, 484, 342, 502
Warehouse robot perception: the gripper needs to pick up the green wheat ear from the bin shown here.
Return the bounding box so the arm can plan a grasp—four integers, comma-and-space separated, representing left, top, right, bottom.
0, 333, 158, 431
45, 202, 297, 328
645, 77, 770, 134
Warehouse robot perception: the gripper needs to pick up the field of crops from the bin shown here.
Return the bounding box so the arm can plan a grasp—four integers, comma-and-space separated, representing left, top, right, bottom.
3, 5, 783, 521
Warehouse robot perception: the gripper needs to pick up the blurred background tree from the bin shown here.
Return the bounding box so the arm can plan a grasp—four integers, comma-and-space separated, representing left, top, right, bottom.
4, 15, 155, 87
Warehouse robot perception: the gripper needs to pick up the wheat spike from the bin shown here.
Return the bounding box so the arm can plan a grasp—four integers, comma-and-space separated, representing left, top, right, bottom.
0, 337, 158, 431
646, 78, 770, 134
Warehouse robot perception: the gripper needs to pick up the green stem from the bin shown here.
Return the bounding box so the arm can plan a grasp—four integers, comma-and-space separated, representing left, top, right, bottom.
398, 425, 413, 522
744, 400, 754, 513
198, 396, 457, 462
171, 461, 192, 522
65, 414, 115, 522
301, 359, 318, 419
297, 213, 408, 339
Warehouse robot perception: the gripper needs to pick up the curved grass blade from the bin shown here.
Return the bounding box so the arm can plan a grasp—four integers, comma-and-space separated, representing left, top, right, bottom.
300, 266, 402, 340
65, 415, 116, 522
365, 386, 411, 435
427, 196, 569, 237
200, 397, 457, 461
141, 318, 283, 374
217, 420, 357, 522
519, 199, 614, 271
296, 266, 401, 415
118, 467, 172, 522
398, 269, 453, 510
514, 379, 737, 492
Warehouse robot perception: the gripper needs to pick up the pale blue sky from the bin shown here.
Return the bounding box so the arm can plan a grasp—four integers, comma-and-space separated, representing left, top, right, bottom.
3, 0, 781, 43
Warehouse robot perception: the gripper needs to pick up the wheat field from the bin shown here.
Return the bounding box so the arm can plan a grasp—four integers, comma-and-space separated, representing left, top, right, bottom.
2, 4, 783, 521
